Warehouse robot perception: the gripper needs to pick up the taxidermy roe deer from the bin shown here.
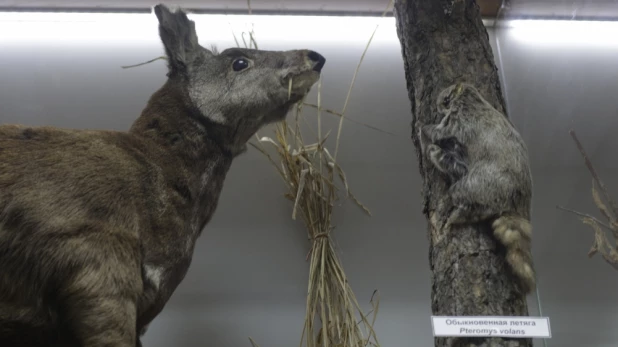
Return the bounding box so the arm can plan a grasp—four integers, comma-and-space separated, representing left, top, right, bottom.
0, 4, 325, 346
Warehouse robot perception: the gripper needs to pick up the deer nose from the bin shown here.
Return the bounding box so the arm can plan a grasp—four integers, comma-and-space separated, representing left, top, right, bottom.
307, 50, 326, 72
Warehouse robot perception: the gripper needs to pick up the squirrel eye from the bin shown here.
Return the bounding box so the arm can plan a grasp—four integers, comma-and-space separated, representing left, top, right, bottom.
232, 58, 249, 71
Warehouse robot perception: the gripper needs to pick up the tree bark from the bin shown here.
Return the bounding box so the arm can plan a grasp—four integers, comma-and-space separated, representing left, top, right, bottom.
393, 1, 532, 347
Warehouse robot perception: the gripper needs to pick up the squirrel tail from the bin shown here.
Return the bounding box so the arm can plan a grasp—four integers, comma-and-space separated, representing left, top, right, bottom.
492, 215, 536, 294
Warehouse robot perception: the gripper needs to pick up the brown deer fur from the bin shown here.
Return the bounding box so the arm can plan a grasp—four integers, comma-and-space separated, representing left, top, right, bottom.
0, 4, 325, 346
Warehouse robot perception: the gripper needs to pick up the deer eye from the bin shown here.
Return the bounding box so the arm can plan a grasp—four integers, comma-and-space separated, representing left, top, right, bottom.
442, 95, 451, 107
232, 58, 249, 71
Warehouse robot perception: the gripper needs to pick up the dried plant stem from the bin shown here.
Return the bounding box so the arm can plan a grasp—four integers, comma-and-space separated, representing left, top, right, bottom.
556, 205, 612, 230
333, 0, 394, 162
558, 129, 618, 270
121, 56, 167, 69
569, 130, 618, 219
303, 103, 395, 136
317, 77, 324, 188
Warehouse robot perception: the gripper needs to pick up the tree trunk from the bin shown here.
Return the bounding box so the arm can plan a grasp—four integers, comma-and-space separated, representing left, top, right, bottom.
392, 1, 532, 347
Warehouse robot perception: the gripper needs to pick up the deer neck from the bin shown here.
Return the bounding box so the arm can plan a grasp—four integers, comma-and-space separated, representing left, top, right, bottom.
129, 81, 241, 239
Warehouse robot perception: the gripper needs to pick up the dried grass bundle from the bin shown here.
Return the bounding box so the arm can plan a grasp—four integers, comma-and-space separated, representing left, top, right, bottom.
249, 2, 393, 345
251, 104, 379, 347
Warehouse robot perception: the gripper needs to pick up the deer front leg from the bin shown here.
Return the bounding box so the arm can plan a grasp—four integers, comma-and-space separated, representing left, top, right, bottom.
64, 294, 138, 347
58, 234, 142, 347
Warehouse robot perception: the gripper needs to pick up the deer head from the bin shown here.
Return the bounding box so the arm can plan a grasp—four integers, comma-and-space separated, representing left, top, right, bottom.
142, 4, 325, 155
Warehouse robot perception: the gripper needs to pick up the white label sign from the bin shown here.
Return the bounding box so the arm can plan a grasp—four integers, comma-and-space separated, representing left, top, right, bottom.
431, 316, 551, 338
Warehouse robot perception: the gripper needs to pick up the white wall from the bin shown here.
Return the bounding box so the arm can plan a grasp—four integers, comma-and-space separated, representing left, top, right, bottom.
494, 19, 618, 347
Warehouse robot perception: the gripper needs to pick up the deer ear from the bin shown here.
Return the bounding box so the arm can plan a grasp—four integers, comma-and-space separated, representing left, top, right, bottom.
153, 4, 211, 75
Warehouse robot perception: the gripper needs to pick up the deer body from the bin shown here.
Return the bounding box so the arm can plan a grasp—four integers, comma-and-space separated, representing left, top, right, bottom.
0, 4, 324, 346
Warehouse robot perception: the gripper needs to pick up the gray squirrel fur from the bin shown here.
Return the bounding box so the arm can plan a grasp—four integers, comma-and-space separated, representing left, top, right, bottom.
420, 82, 536, 295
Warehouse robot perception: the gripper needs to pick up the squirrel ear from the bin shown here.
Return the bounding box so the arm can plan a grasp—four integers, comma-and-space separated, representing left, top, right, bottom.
455, 83, 464, 95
